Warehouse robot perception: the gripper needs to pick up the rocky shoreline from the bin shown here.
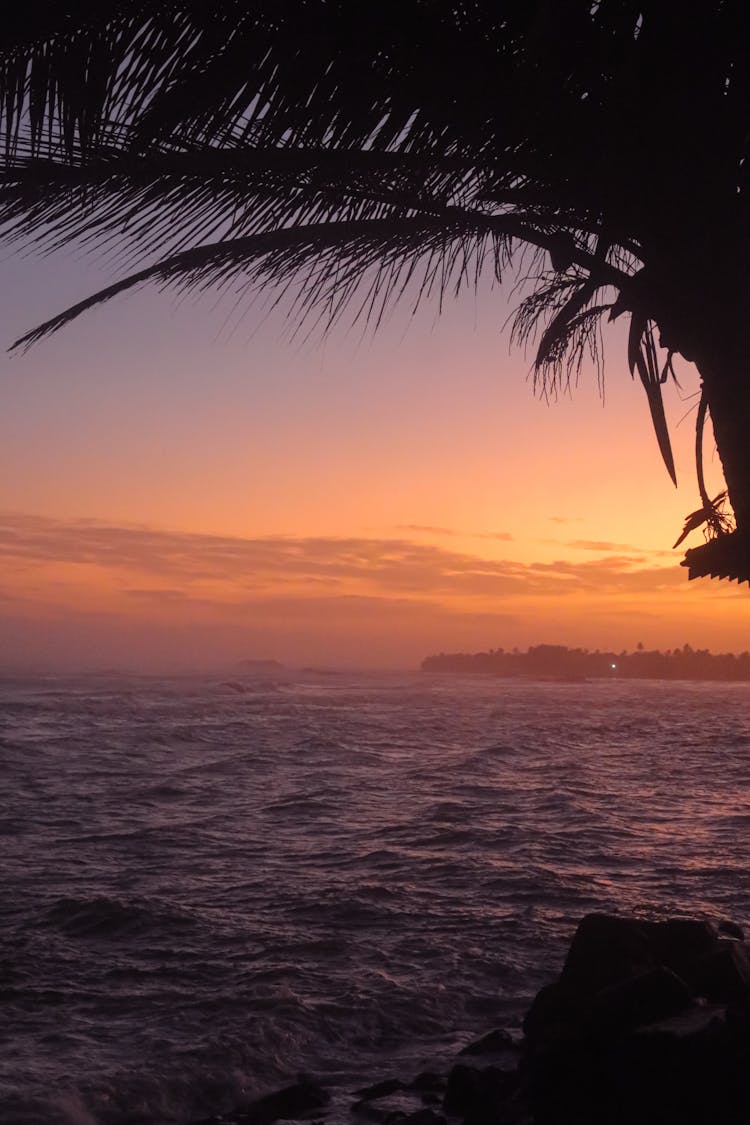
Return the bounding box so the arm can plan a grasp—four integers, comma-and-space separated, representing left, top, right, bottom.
195, 913, 750, 1125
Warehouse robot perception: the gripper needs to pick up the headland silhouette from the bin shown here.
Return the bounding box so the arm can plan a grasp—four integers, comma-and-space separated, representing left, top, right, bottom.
422, 643, 750, 682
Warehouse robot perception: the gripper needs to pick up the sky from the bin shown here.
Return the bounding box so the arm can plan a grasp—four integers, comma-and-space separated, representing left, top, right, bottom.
1, 242, 748, 671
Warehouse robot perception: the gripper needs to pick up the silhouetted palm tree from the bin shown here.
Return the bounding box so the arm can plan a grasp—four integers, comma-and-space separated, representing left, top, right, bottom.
1, 2, 749, 581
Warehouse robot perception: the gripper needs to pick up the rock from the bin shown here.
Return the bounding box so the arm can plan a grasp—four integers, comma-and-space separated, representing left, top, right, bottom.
351, 1085, 428, 1123
353, 1080, 404, 1102
242, 1080, 329, 1124
521, 980, 586, 1045
559, 914, 723, 1000
442, 1064, 516, 1118
726, 992, 750, 1036
596, 1015, 750, 1125
587, 966, 692, 1034
684, 940, 750, 1002
475, 1103, 533, 1125
459, 1028, 515, 1056
522, 913, 750, 1125
635, 1002, 726, 1042
195, 1080, 330, 1125
417, 1093, 441, 1107
642, 918, 718, 973
442, 1065, 478, 1115
400, 1111, 445, 1125
409, 1073, 445, 1104
559, 913, 655, 994
718, 920, 745, 941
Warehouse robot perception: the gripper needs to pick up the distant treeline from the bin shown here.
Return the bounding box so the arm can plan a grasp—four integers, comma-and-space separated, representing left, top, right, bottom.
421, 644, 750, 682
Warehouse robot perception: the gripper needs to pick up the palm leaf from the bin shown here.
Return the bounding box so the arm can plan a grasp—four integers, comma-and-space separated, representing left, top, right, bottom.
10, 216, 503, 350
673, 492, 729, 549
633, 346, 677, 486
535, 278, 598, 368
627, 310, 647, 376
2, 0, 748, 535
0, 147, 469, 256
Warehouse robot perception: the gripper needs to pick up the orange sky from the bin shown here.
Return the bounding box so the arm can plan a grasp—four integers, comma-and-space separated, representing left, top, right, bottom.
2, 249, 748, 671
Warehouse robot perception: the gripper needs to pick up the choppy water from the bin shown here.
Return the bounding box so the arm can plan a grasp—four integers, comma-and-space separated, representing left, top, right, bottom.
2, 671, 750, 1124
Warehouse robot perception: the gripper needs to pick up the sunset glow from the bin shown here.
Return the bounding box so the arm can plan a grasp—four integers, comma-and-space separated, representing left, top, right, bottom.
2, 250, 748, 670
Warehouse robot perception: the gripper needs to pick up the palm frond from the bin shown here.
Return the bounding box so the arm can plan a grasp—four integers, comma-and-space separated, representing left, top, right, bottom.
627, 311, 647, 377
2, 0, 750, 540
511, 270, 612, 396
0, 146, 477, 260
535, 278, 599, 368
673, 492, 731, 549
10, 215, 506, 350
630, 322, 677, 486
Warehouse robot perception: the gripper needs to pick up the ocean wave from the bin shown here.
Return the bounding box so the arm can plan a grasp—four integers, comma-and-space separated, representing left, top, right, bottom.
41, 896, 194, 940
3, 675, 750, 1124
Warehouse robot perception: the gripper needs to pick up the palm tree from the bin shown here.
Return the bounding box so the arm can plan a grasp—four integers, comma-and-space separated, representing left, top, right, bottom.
1, 2, 749, 582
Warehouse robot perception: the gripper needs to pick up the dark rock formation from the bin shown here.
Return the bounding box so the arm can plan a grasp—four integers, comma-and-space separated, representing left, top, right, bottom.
684, 939, 750, 1002
557, 913, 716, 996
443, 1063, 519, 1118
719, 920, 745, 941
586, 964, 692, 1033
192, 911, 750, 1125
399, 1111, 445, 1125
195, 1079, 330, 1125
521, 912, 750, 1124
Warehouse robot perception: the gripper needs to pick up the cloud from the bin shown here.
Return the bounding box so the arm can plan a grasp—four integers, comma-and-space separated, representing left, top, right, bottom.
0, 510, 695, 607
396, 524, 513, 541
533, 537, 675, 559
123, 588, 189, 601
527, 555, 687, 594
549, 516, 584, 524
565, 538, 676, 556
3, 512, 745, 672
396, 523, 458, 536
568, 539, 642, 552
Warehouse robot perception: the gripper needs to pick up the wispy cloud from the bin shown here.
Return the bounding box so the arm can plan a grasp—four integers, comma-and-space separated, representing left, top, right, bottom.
396, 523, 457, 536
0, 510, 690, 605
396, 524, 513, 541
565, 538, 673, 556
3, 511, 745, 670
123, 588, 190, 602
567, 539, 639, 552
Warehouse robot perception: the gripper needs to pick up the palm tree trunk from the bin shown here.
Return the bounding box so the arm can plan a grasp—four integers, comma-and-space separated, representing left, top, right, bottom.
695, 344, 750, 537
678, 331, 750, 582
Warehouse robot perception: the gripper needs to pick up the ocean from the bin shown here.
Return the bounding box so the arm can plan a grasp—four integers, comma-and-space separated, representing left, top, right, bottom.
2, 671, 750, 1124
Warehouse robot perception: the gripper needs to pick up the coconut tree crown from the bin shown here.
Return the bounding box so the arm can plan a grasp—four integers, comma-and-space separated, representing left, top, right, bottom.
2, 2, 750, 578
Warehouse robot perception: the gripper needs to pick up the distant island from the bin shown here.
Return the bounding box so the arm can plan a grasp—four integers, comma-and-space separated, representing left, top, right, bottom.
421, 644, 750, 682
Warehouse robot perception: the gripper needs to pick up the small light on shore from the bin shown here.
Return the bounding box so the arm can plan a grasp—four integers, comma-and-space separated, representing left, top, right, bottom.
611, 663, 617, 670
